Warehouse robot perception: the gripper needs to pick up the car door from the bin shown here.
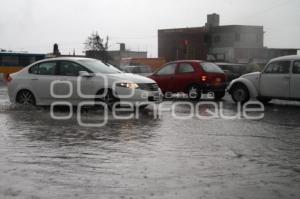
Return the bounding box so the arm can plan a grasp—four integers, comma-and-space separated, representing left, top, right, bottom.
29, 61, 58, 101
57, 61, 94, 103
175, 62, 197, 92
150, 63, 177, 93
290, 60, 300, 99
259, 60, 291, 98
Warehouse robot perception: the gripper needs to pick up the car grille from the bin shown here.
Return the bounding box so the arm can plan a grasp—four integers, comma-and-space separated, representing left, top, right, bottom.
138, 83, 159, 91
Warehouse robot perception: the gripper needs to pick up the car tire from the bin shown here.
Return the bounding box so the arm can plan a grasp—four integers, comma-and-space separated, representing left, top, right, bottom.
16, 90, 36, 106
136, 104, 148, 111
257, 97, 272, 104
188, 85, 201, 100
230, 84, 250, 104
214, 91, 225, 101
95, 89, 119, 110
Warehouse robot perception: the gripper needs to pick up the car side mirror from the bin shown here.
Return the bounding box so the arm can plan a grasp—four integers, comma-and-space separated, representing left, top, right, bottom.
79, 71, 94, 77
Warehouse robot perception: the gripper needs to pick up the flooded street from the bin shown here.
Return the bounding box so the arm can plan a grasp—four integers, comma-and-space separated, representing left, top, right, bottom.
0, 85, 299, 199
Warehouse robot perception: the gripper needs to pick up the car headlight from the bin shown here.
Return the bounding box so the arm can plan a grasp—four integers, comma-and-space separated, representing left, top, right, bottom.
116, 82, 139, 89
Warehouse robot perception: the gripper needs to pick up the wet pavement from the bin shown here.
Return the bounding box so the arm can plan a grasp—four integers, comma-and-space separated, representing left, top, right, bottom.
0, 85, 299, 199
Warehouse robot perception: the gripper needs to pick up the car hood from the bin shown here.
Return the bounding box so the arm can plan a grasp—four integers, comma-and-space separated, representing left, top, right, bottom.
106, 73, 156, 84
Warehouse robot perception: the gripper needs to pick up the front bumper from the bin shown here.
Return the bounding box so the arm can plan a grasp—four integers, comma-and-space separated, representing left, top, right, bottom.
115, 87, 163, 103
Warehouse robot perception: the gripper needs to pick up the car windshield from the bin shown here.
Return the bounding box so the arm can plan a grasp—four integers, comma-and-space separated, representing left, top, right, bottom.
78, 59, 122, 74
201, 62, 224, 73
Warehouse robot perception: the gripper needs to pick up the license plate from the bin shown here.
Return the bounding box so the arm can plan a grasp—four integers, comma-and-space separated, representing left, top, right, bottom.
216, 77, 221, 82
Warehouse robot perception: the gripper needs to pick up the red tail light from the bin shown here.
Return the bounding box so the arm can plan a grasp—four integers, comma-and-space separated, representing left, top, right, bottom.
5, 74, 12, 82
201, 75, 207, 82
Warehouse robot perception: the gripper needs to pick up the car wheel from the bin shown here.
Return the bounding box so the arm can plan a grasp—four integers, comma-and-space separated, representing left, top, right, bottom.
188, 85, 201, 100
16, 90, 36, 106
214, 91, 225, 101
257, 97, 272, 104
230, 84, 250, 104
95, 89, 119, 110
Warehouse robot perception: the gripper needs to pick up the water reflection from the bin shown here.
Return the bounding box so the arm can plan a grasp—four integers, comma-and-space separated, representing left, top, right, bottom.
5, 108, 162, 146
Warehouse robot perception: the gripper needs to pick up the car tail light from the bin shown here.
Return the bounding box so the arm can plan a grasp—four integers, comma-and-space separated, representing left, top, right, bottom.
5, 74, 12, 82
201, 75, 207, 82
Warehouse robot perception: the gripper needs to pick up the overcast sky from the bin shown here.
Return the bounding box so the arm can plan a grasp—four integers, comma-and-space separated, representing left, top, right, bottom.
0, 0, 299, 56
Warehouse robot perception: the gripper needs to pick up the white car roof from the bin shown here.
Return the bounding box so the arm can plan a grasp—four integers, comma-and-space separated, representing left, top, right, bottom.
270, 55, 300, 62
40, 57, 95, 62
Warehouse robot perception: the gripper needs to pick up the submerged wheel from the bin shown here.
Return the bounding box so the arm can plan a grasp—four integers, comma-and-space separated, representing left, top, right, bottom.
230, 84, 250, 104
16, 90, 36, 106
95, 89, 119, 110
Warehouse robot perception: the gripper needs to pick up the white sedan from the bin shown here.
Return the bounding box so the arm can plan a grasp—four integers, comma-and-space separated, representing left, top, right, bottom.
7, 57, 163, 108
228, 55, 300, 103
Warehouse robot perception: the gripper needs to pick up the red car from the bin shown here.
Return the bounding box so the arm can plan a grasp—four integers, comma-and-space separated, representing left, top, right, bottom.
148, 60, 227, 100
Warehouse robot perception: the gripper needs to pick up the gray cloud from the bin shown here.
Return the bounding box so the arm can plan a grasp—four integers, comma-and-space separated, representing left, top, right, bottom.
0, 0, 299, 55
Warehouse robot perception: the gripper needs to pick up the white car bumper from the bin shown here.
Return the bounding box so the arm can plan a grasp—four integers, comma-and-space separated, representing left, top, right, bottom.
115, 87, 163, 104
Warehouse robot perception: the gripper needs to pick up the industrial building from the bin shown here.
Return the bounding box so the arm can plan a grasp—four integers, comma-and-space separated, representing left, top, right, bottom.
158, 13, 298, 64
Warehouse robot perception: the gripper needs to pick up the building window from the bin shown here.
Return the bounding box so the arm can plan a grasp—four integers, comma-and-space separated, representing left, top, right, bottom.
235, 33, 241, 42
214, 35, 221, 43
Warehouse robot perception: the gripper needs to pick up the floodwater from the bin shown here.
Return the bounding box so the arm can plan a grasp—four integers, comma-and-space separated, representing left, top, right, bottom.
0, 85, 299, 199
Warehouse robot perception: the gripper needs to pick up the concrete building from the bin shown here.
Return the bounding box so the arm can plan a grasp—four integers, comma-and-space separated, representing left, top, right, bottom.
158, 27, 208, 62
208, 25, 264, 63
108, 49, 147, 67
85, 43, 147, 67
158, 13, 298, 64
207, 24, 299, 63
229, 47, 299, 64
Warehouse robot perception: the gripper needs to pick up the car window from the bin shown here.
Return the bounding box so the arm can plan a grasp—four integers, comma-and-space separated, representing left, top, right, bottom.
156, 63, 177, 75
58, 61, 90, 76
29, 61, 57, 75
264, 61, 291, 74
178, 63, 195, 73
200, 62, 224, 73
292, 61, 300, 74
29, 64, 39, 74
